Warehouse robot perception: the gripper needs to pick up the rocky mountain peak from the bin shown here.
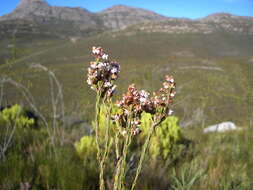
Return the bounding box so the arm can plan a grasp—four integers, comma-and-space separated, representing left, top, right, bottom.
101, 5, 142, 13
0, 0, 96, 22
98, 4, 167, 29
100, 4, 166, 17
19, 0, 46, 4
201, 13, 236, 22
17, 0, 48, 8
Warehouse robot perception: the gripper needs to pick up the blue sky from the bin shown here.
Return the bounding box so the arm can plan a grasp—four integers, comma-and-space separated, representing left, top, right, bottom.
0, 0, 253, 19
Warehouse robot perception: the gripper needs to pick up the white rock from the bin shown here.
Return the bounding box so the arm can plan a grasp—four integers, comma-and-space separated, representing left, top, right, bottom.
203, 122, 237, 133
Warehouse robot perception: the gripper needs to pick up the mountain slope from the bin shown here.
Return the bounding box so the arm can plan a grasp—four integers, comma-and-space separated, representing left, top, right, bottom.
119, 13, 253, 35
0, 0, 169, 37
0, 0, 98, 24
97, 5, 167, 29
0, 0, 104, 38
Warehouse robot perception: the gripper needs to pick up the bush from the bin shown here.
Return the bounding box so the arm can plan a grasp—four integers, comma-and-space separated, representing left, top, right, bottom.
141, 113, 182, 160
75, 135, 96, 160
0, 104, 34, 128
75, 104, 116, 161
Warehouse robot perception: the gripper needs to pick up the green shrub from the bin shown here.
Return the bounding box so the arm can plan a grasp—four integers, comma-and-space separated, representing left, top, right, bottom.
75, 135, 96, 160
75, 104, 116, 161
0, 104, 34, 128
141, 113, 182, 160
75, 109, 182, 162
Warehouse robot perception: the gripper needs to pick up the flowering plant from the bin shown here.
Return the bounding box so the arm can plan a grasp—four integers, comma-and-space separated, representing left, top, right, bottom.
87, 46, 120, 99
86, 47, 176, 190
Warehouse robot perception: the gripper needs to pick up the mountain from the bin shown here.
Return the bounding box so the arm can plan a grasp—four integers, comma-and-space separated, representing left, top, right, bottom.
0, 0, 168, 38
97, 5, 167, 29
0, 0, 97, 24
1, 0, 253, 64
118, 13, 253, 36
0, 0, 104, 38
1, 0, 253, 38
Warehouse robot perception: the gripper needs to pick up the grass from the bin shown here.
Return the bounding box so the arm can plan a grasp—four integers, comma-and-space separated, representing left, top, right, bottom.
1, 111, 252, 190
0, 128, 99, 190
179, 127, 253, 190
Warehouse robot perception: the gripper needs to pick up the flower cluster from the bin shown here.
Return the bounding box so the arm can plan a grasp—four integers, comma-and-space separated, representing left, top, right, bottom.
151, 75, 176, 116
114, 75, 176, 136
115, 84, 152, 135
87, 47, 120, 98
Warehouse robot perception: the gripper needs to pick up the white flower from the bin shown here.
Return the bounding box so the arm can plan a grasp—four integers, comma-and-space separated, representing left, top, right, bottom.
92, 47, 101, 55
131, 121, 141, 127
92, 49, 100, 55
88, 68, 92, 73
140, 90, 149, 97
169, 78, 174, 83
111, 67, 118, 74
165, 75, 175, 83
90, 63, 97, 69
140, 97, 147, 103
87, 78, 92, 85
163, 82, 170, 89
102, 54, 108, 60
168, 109, 174, 115
134, 121, 140, 125
104, 82, 112, 87
97, 62, 106, 69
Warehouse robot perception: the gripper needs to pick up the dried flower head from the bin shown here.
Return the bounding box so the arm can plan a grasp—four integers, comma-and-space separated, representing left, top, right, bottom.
114, 75, 176, 135
87, 47, 120, 98
115, 84, 155, 135
150, 75, 176, 122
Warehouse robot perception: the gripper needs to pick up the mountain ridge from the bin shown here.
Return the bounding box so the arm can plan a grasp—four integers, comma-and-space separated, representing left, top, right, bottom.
1, 0, 253, 20
0, 0, 253, 38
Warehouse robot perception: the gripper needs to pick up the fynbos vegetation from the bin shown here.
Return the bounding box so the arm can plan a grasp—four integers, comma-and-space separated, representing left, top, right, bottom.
84, 46, 178, 190
0, 39, 253, 189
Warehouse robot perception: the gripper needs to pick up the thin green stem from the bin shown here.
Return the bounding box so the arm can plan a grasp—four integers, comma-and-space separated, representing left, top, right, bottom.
115, 131, 120, 160
117, 136, 129, 190
119, 131, 131, 189
130, 123, 156, 190
114, 157, 123, 190
95, 93, 102, 162
113, 131, 121, 190
99, 102, 112, 190
118, 114, 133, 190
95, 92, 105, 190
103, 102, 112, 160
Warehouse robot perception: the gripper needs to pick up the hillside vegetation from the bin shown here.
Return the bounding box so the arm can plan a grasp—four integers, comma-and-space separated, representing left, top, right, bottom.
0, 1, 253, 189
1, 32, 253, 126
